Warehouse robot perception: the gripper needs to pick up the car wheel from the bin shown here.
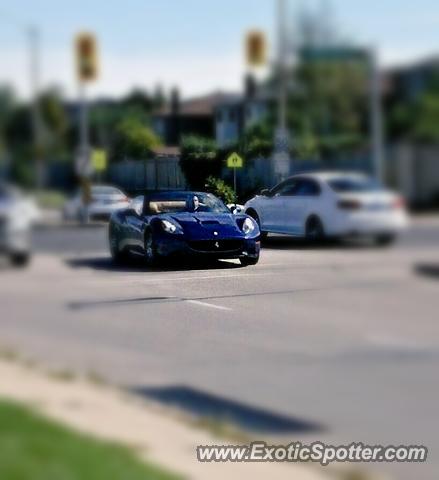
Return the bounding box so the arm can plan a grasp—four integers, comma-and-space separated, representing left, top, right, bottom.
240, 255, 260, 266
375, 233, 396, 247
10, 252, 30, 268
109, 225, 128, 264
305, 216, 325, 242
144, 230, 160, 266
246, 210, 268, 241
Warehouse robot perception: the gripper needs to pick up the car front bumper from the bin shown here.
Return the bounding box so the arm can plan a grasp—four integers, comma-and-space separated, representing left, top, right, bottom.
155, 235, 260, 261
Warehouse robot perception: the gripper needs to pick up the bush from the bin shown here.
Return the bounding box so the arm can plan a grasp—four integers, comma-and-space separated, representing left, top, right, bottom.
205, 176, 235, 204
113, 117, 161, 160
180, 135, 221, 189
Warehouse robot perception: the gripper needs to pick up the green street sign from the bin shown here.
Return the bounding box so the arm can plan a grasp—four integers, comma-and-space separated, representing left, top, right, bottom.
92, 149, 107, 171
226, 152, 244, 169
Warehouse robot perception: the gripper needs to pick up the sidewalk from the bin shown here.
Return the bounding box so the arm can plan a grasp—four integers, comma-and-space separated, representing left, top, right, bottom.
0, 358, 331, 480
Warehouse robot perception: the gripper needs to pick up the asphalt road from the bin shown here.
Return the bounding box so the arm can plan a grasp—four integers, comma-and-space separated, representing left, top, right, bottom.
2, 219, 439, 480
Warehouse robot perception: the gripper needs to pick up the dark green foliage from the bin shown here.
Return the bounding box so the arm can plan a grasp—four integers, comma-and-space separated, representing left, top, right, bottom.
180, 135, 222, 189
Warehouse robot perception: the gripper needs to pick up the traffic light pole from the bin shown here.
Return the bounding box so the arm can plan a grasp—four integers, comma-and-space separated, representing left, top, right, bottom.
272, 0, 290, 183
277, 0, 287, 135
28, 25, 44, 190
78, 80, 91, 223
79, 81, 89, 154
369, 50, 384, 183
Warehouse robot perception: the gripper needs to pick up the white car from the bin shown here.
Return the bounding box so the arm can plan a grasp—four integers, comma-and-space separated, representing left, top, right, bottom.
63, 185, 130, 222
0, 183, 40, 266
244, 172, 409, 245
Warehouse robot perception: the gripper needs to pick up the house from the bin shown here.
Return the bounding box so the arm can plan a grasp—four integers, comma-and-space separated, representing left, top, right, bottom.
152, 76, 270, 148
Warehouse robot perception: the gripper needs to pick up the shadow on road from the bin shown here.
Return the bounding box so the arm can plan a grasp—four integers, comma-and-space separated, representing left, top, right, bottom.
414, 263, 439, 280
131, 385, 325, 435
261, 235, 384, 251
65, 256, 243, 273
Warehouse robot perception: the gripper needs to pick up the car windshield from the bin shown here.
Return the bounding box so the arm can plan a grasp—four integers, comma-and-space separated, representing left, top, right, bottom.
328, 177, 384, 193
146, 193, 229, 214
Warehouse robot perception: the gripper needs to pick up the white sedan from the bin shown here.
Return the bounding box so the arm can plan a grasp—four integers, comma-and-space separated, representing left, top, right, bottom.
0, 182, 40, 266
63, 185, 130, 222
244, 172, 409, 245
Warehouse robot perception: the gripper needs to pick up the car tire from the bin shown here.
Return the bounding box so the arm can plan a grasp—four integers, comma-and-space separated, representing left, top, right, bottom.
246, 210, 268, 241
305, 216, 325, 242
109, 225, 128, 264
10, 252, 30, 268
240, 255, 259, 266
144, 230, 160, 267
374, 233, 396, 247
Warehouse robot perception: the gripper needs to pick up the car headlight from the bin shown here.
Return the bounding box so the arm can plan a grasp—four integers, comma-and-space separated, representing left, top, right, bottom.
242, 217, 255, 235
161, 219, 180, 234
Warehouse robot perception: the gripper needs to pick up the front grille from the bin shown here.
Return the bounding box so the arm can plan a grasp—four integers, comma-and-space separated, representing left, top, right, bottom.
188, 239, 243, 253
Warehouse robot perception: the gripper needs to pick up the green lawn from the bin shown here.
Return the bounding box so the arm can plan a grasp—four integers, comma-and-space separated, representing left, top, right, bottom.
0, 399, 180, 480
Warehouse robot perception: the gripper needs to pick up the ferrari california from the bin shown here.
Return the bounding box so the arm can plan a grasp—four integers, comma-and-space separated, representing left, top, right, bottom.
109, 191, 260, 266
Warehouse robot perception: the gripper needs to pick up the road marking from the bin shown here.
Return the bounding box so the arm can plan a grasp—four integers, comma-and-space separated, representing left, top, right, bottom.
186, 300, 232, 311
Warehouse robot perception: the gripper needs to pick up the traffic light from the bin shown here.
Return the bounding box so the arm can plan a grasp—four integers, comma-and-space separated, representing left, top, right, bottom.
246, 30, 267, 67
75, 33, 98, 82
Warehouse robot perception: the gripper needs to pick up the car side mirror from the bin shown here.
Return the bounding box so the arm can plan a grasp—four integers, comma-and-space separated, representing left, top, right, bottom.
229, 204, 242, 214
260, 188, 271, 197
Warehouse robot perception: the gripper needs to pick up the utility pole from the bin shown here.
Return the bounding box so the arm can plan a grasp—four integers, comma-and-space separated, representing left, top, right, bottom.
277, 0, 287, 135
369, 49, 384, 183
28, 25, 45, 189
272, 0, 291, 182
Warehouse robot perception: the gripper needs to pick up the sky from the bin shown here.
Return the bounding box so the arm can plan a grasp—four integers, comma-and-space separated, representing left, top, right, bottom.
1, 0, 439, 100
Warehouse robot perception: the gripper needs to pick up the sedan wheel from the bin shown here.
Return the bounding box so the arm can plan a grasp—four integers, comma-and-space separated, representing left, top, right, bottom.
375, 233, 396, 247
305, 217, 325, 242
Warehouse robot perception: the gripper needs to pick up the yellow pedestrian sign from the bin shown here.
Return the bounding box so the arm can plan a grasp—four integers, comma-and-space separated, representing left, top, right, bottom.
226, 152, 244, 169
92, 149, 107, 172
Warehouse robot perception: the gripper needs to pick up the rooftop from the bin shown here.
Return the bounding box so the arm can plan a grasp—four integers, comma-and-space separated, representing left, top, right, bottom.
154, 91, 242, 116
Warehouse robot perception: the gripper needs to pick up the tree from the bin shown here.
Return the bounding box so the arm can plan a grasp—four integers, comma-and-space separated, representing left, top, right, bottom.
388, 83, 439, 144
239, 121, 273, 158
259, 3, 370, 160
180, 135, 221, 189
0, 86, 16, 163
38, 87, 68, 158
112, 117, 161, 160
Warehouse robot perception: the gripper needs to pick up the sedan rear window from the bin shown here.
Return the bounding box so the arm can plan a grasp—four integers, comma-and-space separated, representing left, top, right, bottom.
328, 177, 383, 193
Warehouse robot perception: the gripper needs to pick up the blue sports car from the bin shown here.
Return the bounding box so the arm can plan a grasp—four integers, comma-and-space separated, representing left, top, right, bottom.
109, 191, 261, 266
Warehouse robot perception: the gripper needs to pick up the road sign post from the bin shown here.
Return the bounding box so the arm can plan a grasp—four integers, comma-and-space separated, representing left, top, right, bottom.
226, 152, 244, 202
92, 149, 107, 184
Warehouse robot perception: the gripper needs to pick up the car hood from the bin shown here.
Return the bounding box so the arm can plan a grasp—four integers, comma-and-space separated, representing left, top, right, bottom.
166, 212, 244, 239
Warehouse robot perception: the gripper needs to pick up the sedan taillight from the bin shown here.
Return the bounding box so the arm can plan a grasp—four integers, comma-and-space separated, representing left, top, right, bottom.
392, 197, 405, 209
337, 199, 362, 210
